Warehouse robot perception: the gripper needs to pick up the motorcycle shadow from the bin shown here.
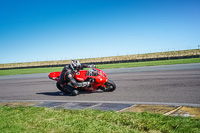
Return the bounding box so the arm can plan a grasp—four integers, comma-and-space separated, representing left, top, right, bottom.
36, 90, 104, 96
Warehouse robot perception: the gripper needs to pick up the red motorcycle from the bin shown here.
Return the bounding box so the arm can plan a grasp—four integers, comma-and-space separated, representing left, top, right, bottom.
48, 68, 116, 94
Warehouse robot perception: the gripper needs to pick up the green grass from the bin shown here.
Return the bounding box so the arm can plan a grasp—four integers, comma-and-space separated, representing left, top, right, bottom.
0, 58, 200, 76
97, 58, 200, 69
0, 67, 63, 76
0, 106, 199, 133
1, 49, 200, 69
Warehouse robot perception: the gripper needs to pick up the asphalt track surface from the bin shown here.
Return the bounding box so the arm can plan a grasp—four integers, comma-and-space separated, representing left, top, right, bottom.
0, 63, 200, 107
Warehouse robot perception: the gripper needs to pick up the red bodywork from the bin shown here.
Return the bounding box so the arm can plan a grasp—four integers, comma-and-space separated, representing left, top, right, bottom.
48, 68, 108, 91
48, 71, 61, 82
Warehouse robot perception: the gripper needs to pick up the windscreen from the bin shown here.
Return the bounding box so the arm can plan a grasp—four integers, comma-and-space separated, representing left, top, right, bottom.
86, 68, 99, 76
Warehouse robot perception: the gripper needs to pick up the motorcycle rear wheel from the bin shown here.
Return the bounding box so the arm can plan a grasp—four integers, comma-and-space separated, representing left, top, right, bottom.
56, 81, 64, 92
104, 79, 116, 92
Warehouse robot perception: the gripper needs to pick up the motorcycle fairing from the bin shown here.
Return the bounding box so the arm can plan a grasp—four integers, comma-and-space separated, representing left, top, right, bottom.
49, 68, 108, 91
48, 71, 61, 81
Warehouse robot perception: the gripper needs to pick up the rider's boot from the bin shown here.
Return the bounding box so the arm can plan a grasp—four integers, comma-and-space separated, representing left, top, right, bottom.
71, 90, 79, 96
63, 84, 79, 96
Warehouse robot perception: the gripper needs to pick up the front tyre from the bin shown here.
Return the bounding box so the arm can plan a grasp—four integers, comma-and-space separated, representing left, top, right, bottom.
104, 80, 116, 92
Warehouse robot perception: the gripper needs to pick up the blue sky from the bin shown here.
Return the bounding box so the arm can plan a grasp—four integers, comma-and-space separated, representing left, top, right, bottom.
0, 0, 200, 63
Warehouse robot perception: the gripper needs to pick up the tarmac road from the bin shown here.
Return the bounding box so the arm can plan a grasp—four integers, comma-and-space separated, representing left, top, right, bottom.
0, 63, 200, 106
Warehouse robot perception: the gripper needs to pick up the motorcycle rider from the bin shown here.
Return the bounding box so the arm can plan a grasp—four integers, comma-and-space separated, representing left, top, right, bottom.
59, 60, 96, 96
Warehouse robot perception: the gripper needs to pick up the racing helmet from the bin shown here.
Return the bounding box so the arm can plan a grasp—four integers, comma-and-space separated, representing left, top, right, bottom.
69, 60, 81, 72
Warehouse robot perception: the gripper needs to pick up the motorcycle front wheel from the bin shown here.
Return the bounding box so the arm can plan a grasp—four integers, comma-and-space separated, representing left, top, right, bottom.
104, 79, 116, 92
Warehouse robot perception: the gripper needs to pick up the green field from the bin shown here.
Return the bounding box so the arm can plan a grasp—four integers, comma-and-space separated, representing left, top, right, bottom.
0, 49, 200, 69
96, 58, 200, 69
0, 106, 199, 133
0, 58, 200, 76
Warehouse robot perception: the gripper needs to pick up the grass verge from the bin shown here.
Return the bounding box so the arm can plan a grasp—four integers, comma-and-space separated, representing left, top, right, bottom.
0, 58, 200, 76
96, 58, 200, 69
0, 106, 200, 133
0, 67, 63, 76
1, 49, 200, 69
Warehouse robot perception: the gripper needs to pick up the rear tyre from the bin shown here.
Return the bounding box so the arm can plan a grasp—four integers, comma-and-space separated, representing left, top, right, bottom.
56, 81, 64, 92
104, 80, 116, 92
